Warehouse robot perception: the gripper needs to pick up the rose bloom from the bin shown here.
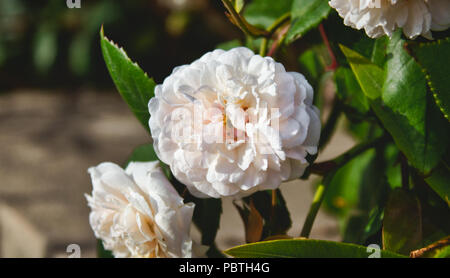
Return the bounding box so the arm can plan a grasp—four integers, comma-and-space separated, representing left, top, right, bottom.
149, 47, 321, 199
329, 0, 450, 39
86, 161, 195, 258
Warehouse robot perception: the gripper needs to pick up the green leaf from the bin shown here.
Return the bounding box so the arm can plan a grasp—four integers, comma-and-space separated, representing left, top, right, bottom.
97, 239, 114, 258
334, 67, 370, 114
409, 38, 450, 121
125, 143, 159, 164
382, 188, 422, 255
243, 0, 293, 29
100, 27, 156, 132
424, 163, 450, 205
338, 45, 383, 100
340, 36, 450, 174
187, 197, 222, 247
370, 36, 388, 68
286, 0, 331, 43
224, 238, 405, 258
380, 32, 449, 173
125, 143, 173, 183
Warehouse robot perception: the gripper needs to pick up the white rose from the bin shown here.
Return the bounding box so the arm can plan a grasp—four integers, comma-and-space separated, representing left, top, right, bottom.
329, 0, 450, 39
149, 47, 321, 199
86, 161, 195, 258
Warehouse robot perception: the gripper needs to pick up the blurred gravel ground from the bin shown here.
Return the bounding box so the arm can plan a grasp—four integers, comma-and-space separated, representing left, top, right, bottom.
0, 90, 355, 257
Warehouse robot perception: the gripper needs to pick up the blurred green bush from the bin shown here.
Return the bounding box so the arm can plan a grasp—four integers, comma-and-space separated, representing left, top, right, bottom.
0, 0, 238, 89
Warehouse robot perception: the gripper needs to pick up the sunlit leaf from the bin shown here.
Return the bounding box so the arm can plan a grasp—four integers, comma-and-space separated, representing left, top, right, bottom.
225, 238, 405, 258
100, 27, 156, 132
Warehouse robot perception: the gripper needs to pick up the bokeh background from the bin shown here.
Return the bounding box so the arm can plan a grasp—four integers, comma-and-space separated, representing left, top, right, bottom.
0, 0, 355, 257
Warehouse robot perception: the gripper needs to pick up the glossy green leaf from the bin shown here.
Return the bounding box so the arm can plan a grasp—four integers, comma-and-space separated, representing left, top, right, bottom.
100, 27, 156, 132
409, 38, 450, 120
225, 238, 405, 258
341, 36, 450, 174
380, 32, 449, 173
286, 0, 331, 43
383, 189, 422, 255
244, 0, 293, 29
339, 45, 383, 100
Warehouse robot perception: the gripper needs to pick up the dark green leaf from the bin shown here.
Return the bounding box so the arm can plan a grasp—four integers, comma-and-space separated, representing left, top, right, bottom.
189, 198, 222, 246
409, 37, 450, 121
340, 37, 450, 174
224, 238, 405, 258
100, 27, 156, 132
382, 188, 422, 255
244, 0, 293, 29
370, 36, 388, 68
286, 0, 331, 43
126, 143, 158, 164
380, 32, 449, 173
97, 239, 114, 258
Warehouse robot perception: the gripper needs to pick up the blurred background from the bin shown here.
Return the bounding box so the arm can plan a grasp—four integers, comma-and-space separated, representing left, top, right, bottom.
0, 0, 353, 257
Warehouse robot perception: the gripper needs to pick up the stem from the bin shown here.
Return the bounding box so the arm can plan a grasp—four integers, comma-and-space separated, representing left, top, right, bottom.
300, 182, 327, 238
410, 236, 450, 258
318, 23, 338, 71
260, 38, 268, 56
267, 24, 289, 57
267, 12, 290, 34
259, 12, 290, 57
221, 0, 269, 37
310, 135, 389, 176
270, 189, 276, 231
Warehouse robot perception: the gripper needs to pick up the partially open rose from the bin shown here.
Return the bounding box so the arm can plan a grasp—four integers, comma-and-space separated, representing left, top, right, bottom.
86, 161, 195, 258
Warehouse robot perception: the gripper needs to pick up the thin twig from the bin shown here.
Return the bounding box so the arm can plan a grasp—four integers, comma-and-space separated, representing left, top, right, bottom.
310, 135, 389, 176
318, 23, 338, 71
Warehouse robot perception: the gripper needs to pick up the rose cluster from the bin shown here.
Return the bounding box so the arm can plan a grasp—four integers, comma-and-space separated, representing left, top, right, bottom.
86, 47, 321, 257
